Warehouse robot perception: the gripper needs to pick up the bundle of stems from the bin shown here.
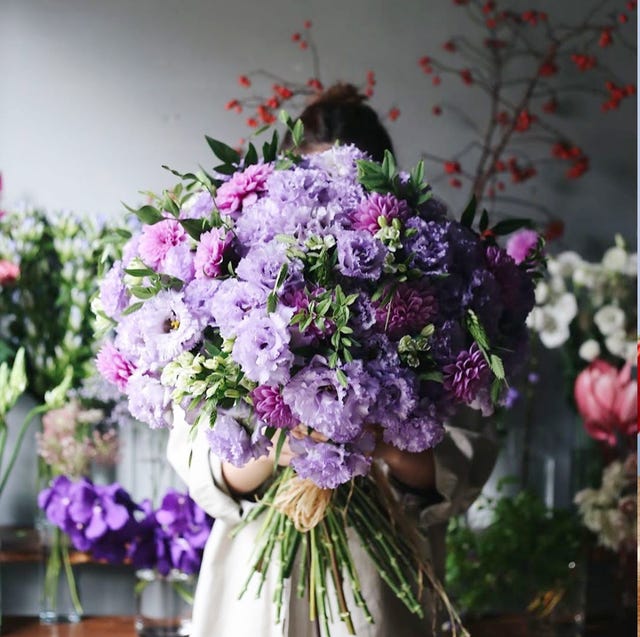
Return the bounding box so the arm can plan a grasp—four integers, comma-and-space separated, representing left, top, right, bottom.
234, 466, 468, 637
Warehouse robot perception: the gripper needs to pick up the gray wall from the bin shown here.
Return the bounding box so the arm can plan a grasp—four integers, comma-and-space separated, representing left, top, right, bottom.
0, 0, 636, 616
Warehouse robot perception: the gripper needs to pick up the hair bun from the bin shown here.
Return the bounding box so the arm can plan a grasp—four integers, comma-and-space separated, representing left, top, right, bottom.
310, 83, 367, 106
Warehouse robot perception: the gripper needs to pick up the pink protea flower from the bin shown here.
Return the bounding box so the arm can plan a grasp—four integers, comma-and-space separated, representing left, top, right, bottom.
574, 359, 637, 445
374, 283, 438, 339
96, 341, 137, 391
194, 228, 232, 278
138, 219, 187, 270
443, 343, 491, 405
0, 259, 19, 285
215, 163, 274, 218
251, 385, 298, 429
505, 229, 539, 264
351, 192, 410, 234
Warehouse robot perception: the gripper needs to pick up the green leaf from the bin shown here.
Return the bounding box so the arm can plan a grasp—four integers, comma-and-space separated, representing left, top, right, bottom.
479, 209, 489, 233
335, 369, 348, 387
180, 218, 213, 240
213, 163, 237, 176
419, 371, 443, 383
466, 309, 490, 350
489, 354, 505, 380
274, 262, 289, 290
128, 204, 163, 225
411, 160, 425, 186
460, 196, 477, 228
121, 301, 144, 315
272, 431, 287, 470
266, 292, 278, 314
490, 218, 534, 236
130, 285, 160, 300
292, 119, 304, 147
205, 135, 241, 165
244, 143, 258, 167
124, 267, 156, 277
490, 377, 503, 404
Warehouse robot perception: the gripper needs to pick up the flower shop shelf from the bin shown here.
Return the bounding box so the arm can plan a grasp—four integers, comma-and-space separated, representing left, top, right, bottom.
0, 527, 91, 565
1, 616, 135, 636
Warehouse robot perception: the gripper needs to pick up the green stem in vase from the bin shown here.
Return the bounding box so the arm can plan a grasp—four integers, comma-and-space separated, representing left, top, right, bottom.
43, 527, 62, 612
61, 542, 83, 615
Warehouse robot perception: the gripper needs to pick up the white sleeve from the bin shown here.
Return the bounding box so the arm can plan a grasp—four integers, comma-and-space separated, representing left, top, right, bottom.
166, 407, 245, 525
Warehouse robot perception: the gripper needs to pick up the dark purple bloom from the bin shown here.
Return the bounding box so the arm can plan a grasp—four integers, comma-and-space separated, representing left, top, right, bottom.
374, 283, 438, 339
381, 403, 446, 452
251, 385, 298, 429
404, 218, 452, 273
336, 231, 386, 280
443, 343, 491, 405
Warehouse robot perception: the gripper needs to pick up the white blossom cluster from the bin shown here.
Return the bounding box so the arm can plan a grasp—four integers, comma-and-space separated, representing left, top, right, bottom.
574, 456, 637, 552
527, 236, 637, 364
0, 207, 111, 396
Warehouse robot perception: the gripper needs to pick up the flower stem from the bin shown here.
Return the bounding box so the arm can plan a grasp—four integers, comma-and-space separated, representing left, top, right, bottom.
61, 542, 83, 615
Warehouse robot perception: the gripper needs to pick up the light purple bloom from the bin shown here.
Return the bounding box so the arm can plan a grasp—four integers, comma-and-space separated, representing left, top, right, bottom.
163, 242, 196, 282
206, 413, 257, 467
231, 307, 294, 385
98, 261, 129, 319
210, 279, 266, 339
282, 358, 379, 443
236, 241, 302, 292
336, 231, 386, 280
381, 404, 446, 452
180, 190, 215, 220
126, 373, 171, 429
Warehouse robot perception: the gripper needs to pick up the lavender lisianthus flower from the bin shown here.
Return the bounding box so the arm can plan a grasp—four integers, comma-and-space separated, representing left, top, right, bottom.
282, 358, 379, 443
305, 144, 367, 181
404, 218, 452, 274
180, 190, 215, 220
231, 307, 294, 385
96, 341, 137, 391
443, 343, 491, 406
206, 413, 257, 467
163, 242, 196, 283
194, 228, 232, 279
336, 231, 386, 280
289, 436, 372, 489
210, 279, 266, 339
351, 192, 410, 233
136, 290, 200, 365
182, 277, 223, 327
127, 372, 172, 429
215, 163, 274, 219
138, 219, 187, 271
381, 403, 446, 452
251, 385, 298, 429
98, 261, 129, 319
368, 362, 419, 430
236, 241, 302, 292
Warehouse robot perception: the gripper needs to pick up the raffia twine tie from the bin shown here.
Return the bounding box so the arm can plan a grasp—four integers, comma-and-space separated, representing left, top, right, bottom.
272, 475, 332, 533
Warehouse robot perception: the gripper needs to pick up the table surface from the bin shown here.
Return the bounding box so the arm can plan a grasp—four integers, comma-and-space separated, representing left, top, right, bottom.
2, 617, 136, 636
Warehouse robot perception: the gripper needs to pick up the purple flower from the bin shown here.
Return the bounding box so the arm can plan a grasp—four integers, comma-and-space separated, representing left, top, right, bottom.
351, 192, 410, 233
96, 341, 137, 391
210, 279, 266, 339
251, 385, 298, 429
368, 362, 419, 430
282, 358, 379, 443
381, 404, 446, 452
98, 261, 129, 319
194, 228, 232, 279
215, 163, 274, 218
374, 283, 438, 339
206, 413, 259, 467
404, 218, 452, 273
182, 277, 223, 327
236, 241, 302, 292
505, 229, 539, 264
126, 373, 171, 429
181, 190, 215, 219
443, 343, 491, 405
289, 436, 372, 489
163, 242, 196, 282
231, 307, 294, 385
336, 231, 386, 280
138, 219, 187, 271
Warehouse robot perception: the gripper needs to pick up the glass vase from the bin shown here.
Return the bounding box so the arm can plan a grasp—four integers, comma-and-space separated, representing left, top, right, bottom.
135, 569, 194, 637
37, 518, 83, 624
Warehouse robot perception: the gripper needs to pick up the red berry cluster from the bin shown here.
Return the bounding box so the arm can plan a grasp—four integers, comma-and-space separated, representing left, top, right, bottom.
291, 20, 313, 51
514, 109, 537, 132
364, 70, 376, 97
602, 81, 636, 111
570, 54, 597, 72
551, 142, 589, 179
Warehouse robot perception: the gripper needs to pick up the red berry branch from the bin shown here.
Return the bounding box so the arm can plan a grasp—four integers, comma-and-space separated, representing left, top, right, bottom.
418, 0, 636, 230
223, 21, 400, 150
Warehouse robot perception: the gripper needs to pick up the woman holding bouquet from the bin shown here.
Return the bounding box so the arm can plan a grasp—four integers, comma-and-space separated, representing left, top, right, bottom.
167, 83, 500, 637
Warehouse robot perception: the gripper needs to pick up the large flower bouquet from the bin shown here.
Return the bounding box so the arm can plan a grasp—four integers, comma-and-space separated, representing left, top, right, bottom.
95, 122, 536, 635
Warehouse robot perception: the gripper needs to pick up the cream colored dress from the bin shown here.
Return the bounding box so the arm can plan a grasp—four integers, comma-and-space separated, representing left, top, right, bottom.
167, 411, 498, 637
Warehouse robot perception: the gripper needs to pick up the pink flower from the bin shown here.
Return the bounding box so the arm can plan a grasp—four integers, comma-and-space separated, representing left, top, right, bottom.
215, 163, 273, 218
0, 259, 19, 285
505, 229, 539, 264
96, 341, 137, 391
374, 283, 438, 339
574, 359, 637, 445
194, 228, 232, 278
351, 192, 410, 234
251, 385, 298, 429
138, 219, 187, 270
